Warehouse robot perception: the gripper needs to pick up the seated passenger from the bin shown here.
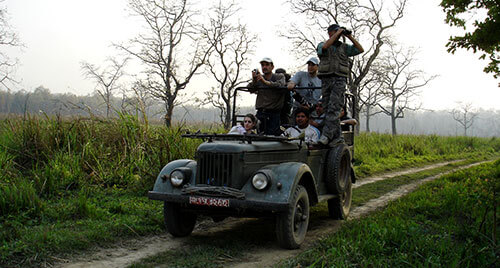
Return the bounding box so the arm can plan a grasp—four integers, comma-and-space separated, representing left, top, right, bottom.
340, 106, 357, 131
283, 107, 320, 144
310, 100, 325, 132
228, 114, 257, 135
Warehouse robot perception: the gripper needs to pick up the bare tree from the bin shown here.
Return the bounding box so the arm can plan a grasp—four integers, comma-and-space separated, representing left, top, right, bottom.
376, 45, 435, 135
197, 1, 255, 129
126, 79, 159, 126
81, 57, 128, 118
116, 0, 212, 127
451, 102, 478, 136
358, 65, 386, 132
0, 1, 21, 90
283, 0, 408, 133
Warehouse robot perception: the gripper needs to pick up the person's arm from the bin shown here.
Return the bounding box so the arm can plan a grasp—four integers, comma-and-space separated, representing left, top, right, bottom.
265, 73, 285, 88
322, 28, 344, 50
309, 118, 319, 128
247, 81, 258, 93
341, 118, 358, 126
248, 70, 260, 92
346, 34, 364, 53
308, 126, 320, 143
287, 72, 301, 90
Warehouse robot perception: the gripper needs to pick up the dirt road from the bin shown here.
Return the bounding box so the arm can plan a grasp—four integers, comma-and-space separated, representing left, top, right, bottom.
57, 160, 486, 268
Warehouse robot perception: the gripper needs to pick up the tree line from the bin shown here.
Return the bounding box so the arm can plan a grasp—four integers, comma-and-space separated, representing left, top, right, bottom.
1, 0, 498, 134
1, 87, 498, 138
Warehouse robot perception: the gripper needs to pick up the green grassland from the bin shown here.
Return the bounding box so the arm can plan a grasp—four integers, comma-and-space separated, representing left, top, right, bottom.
279, 160, 499, 267
1, 115, 499, 267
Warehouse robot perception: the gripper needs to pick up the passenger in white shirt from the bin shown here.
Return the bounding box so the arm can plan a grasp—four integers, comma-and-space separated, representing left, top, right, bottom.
283, 107, 320, 144
228, 114, 257, 134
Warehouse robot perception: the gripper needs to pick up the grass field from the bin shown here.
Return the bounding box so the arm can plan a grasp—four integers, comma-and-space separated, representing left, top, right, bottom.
1, 115, 499, 267
279, 160, 499, 267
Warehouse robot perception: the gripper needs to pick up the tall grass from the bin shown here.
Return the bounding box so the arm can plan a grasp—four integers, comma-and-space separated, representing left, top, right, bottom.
0, 114, 498, 267
0, 114, 202, 200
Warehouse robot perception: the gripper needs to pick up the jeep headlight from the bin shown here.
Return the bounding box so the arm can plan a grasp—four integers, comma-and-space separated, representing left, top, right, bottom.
252, 172, 270, 190
170, 167, 192, 187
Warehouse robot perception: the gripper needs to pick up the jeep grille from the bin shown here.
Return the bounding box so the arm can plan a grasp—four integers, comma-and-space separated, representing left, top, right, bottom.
196, 152, 234, 187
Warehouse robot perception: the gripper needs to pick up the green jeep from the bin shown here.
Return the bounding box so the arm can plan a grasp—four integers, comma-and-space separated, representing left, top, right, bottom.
148, 87, 356, 249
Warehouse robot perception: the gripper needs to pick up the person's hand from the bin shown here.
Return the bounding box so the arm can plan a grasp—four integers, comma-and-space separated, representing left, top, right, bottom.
256, 73, 265, 83
287, 82, 296, 90
300, 103, 310, 110
252, 70, 258, 80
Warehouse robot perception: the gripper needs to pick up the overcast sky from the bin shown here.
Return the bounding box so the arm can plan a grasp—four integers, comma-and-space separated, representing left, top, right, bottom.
4, 0, 500, 111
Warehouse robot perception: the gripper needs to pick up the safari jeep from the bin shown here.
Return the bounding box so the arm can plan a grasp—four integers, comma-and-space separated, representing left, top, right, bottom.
148, 88, 356, 249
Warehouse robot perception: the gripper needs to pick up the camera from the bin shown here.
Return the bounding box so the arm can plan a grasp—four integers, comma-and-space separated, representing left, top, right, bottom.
252, 69, 260, 74
292, 92, 312, 108
340, 27, 352, 35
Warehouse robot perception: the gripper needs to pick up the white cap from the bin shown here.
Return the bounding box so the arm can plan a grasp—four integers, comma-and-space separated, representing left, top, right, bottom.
306, 57, 319, 65
259, 57, 273, 64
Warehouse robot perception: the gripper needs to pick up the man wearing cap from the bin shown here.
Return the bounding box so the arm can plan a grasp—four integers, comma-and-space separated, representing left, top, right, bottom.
248, 57, 286, 135
287, 57, 322, 113
316, 24, 363, 145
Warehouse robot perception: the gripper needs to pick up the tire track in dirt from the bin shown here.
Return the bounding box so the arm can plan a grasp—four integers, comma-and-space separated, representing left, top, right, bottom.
230, 160, 489, 268
352, 159, 462, 189
55, 159, 487, 268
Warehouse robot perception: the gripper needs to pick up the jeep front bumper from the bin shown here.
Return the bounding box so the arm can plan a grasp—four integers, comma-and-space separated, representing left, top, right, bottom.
148, 191, 289, 212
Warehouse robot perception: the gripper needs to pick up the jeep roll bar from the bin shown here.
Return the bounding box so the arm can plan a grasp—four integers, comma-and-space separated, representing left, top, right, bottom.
231, 86, 321, 127
231, 86, 356, 128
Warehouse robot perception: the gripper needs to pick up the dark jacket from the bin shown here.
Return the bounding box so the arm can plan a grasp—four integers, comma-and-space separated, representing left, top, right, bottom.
248, 73, 286, 110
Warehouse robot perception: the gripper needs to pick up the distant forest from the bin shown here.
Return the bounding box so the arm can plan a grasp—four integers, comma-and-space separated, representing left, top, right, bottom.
1, 87, 499, 137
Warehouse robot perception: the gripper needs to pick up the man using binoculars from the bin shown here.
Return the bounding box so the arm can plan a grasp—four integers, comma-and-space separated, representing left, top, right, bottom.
316, 24, 364, 145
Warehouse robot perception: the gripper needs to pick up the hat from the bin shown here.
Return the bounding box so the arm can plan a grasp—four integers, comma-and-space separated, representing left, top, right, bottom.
306, 57, 319, 65
259, 57, 273, 64
327, 24, 340, 32
275, 68, 286, 74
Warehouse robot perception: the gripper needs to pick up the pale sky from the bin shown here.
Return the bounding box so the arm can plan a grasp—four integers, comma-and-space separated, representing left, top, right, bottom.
4, 0, 500, 111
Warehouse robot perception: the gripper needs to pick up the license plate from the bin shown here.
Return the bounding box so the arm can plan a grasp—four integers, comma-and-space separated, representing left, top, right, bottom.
189, 196, 230, 207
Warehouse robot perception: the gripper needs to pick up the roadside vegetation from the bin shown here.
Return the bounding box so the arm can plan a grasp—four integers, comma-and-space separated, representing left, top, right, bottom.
280, 160, 499, 267
1, 115, 499, 267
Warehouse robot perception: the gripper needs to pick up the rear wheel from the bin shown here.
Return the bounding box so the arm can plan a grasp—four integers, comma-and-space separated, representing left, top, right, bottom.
325, 143, 351, 194
328, 172, 352, 220
276, 185, 310, 249
163, 202, 197, 237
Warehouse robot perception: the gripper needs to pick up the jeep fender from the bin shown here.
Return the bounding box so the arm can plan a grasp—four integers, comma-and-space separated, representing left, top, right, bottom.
152, 159, 196, 193
241, 162, 319, 206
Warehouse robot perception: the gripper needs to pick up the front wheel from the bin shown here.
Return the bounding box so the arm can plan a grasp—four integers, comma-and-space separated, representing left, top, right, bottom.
164, 202, 197, 237
276, 185, 310, 249
328, 172, 352, 220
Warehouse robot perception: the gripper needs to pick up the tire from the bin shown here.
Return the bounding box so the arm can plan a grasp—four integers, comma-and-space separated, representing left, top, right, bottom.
325, 143, 351, 194
328, 171, 352, 220
163, 202, 197, 237
276, 185, 310, 249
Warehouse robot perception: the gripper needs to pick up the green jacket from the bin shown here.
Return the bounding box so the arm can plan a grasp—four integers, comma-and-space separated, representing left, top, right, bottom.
317, 41, 361, 78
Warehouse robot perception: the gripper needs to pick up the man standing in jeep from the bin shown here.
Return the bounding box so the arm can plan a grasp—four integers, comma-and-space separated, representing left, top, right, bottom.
317, 24, 363, 145
248, 57, 286, 135
287, 57, 322, 114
